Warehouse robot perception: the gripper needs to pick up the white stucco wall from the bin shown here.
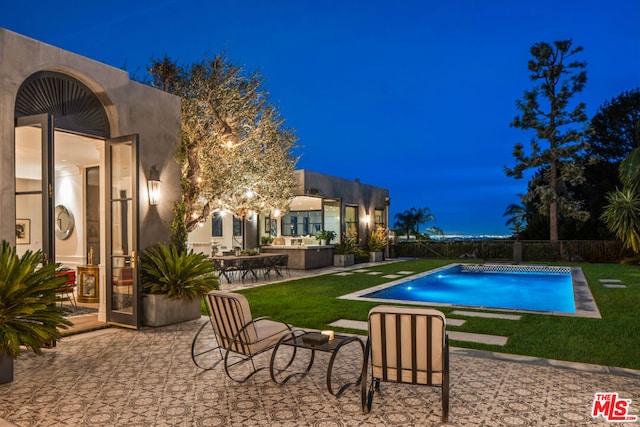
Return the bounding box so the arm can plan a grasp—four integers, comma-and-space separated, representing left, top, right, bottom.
0, 28, 181, 251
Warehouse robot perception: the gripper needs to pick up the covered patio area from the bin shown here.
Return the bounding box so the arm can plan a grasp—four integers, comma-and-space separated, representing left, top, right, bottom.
0, 317, 638, 426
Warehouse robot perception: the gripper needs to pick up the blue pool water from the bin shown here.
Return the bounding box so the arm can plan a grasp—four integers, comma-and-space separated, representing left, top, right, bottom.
362, 265, 576, 313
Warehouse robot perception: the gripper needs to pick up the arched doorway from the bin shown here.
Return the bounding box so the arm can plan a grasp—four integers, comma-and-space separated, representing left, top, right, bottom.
14, 71, 140, 328
15, 71, 109, 261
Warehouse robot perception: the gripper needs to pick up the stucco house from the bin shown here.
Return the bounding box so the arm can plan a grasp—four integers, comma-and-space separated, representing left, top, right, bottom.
187, 170, 390, 268
1, 28, 390, 328
0, 28, 181, 328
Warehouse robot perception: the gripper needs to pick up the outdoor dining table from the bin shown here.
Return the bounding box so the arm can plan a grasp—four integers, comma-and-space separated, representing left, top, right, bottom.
211, 253, 283, 283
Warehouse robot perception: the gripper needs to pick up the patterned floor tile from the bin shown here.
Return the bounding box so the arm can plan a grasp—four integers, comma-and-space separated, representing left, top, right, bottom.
0, 319, 638, 426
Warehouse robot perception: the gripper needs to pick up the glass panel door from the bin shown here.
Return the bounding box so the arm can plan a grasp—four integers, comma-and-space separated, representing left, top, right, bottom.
323, 199, 340, 243
106, 135, 139, 328
14, 114, 54, 260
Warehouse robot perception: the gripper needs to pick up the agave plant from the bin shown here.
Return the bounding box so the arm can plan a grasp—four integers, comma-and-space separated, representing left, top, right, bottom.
0, 240, 72, 360
140, 243, 218, 301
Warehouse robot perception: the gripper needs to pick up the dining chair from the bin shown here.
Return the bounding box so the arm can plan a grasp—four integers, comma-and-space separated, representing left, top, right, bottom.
56, 270, 77, 308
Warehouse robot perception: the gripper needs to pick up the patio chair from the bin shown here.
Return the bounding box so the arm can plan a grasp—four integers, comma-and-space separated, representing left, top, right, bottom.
275, 254, 290, 277
361, 305, 449, 422
56, 270, 77, 308
191, 290, 293, 382
213, 258, 238, 284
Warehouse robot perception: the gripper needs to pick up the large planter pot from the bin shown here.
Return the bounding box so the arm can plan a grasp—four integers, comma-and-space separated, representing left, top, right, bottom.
334, 254, 354, 267
369, 251, 383, 262
142, 294, 202, 327
0, 353, 13, 384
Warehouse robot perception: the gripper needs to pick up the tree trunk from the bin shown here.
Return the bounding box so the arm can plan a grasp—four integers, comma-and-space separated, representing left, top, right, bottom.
549, 200, 558, 244
549, 157, 559, 243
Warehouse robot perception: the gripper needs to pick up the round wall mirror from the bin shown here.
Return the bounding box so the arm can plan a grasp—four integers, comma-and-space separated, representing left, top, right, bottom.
55, 205, 75, 240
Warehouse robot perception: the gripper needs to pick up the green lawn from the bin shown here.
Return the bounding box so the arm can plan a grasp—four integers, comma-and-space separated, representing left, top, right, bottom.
235, 259, 640, 370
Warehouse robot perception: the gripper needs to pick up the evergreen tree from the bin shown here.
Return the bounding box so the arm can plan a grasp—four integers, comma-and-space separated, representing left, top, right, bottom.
519, 89, 640, 239
505, 40, 589, 243
586, 89, 640, 163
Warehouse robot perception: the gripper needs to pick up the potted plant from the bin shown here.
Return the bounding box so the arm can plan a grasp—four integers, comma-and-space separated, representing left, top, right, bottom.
140, 243, 218, 327
333, 230, 366, 267
315, 230, 336, 246
260, 236, 274, 246
0, 240, 72, 384
367, 226, 389, 262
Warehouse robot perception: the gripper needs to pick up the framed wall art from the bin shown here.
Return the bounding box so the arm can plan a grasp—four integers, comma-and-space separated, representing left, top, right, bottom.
16, 219, 30, 245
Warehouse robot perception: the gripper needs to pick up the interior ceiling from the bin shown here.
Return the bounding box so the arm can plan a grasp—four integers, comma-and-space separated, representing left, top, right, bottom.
289, 196, 323, 211
15, 127, 101, 180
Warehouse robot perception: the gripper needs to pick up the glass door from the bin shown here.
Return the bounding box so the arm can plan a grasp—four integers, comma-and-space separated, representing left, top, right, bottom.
106, 135, 139, 328
14, 114, 54, 261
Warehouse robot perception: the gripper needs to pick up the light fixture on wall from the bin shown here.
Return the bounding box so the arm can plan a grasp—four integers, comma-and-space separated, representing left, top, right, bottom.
364, 214, 371, 225
148, 165, 161, 206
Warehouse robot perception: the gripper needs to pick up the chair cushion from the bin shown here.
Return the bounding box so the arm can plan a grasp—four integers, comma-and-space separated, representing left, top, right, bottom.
247, 319, 291, 354
206, 290, 290, 355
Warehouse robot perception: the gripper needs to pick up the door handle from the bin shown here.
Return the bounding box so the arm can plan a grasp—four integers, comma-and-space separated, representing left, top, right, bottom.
131, 250, 137, 269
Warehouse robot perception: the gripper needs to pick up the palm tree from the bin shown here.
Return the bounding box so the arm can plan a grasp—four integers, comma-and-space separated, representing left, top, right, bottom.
394, 207, 443, 240
602, 120, 640, 253
503, 199, 527, 237
393, 210, 415, 240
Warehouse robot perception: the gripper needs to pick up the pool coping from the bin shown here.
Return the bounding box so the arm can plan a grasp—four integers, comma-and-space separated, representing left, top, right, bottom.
338, 263, 602, 319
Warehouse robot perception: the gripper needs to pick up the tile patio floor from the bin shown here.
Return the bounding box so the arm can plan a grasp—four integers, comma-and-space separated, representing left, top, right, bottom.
1, 319, 639, 426
1, 260, 639, 426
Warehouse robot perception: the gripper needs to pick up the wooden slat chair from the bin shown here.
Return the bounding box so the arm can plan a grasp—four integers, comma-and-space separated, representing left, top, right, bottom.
361, 305, 449, 423
191, 290, 293, 382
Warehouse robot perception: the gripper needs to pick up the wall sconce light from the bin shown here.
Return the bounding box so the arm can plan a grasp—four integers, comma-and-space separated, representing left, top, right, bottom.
364, 214, 371, 225
148, 165, 161, 206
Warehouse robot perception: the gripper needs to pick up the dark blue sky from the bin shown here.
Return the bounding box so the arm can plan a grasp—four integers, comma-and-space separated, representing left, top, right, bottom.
2, 1, 639, 235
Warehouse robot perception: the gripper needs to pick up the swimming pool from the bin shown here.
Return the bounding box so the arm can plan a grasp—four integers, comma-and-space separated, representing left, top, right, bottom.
341, 264, 591, 315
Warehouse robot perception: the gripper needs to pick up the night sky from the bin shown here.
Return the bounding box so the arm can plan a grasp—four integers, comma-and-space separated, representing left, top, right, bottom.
2, 0, 639, 235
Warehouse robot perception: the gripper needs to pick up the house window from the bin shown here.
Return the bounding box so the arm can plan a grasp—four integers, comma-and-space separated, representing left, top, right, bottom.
345, 205, 357, 235
233, 217, 242, 236
211, 212, 223, 237
323, 199, 340, 242
374, 209, 385, 229
282, 210, 322, 236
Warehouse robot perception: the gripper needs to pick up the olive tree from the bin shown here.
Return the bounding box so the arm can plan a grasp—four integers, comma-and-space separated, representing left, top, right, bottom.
147, 55, 298, 240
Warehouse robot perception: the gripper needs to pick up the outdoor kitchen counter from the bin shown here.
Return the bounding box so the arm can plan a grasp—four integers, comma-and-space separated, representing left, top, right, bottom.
261, 245, 333, 270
